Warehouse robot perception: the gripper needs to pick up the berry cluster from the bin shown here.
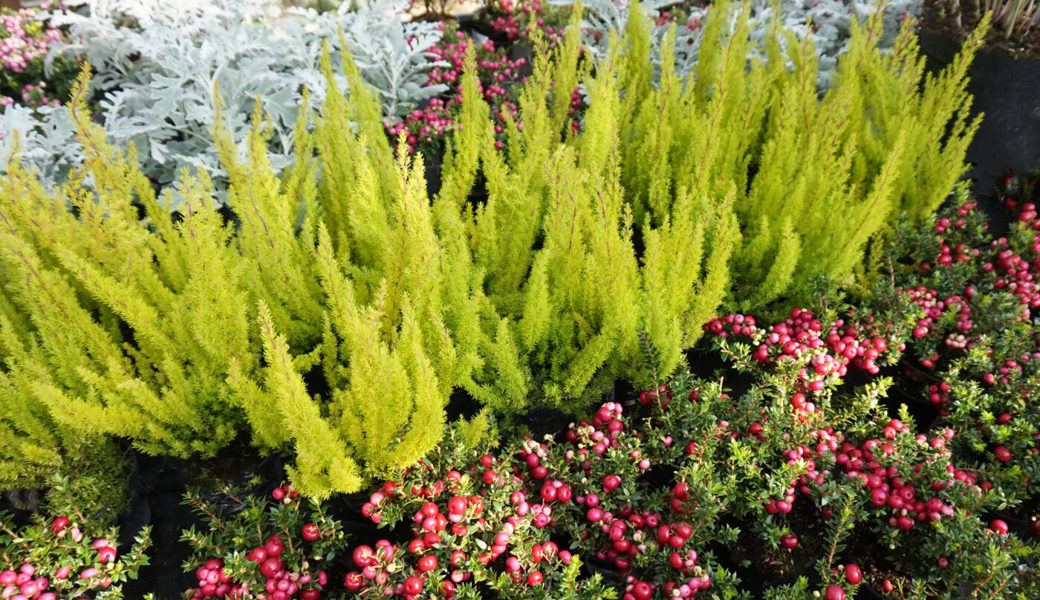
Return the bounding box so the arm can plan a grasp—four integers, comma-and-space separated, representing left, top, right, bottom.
189, 534, 328, 600
877, 193, 1040, 493
0, 513, 150, 600
0, 563, 59, 600
385, 27, 527, 154
349, 392, 730, 600
182, 482, 337, 600
704, 307, 906, 394
485, 0, 565, 44
347, 468, 577, 599
896, 199, 1040, 407
835, 426, 980, 531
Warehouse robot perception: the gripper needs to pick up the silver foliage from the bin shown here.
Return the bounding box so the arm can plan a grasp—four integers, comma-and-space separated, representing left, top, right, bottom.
2, 0, 446, 203
551, 0, 922, 88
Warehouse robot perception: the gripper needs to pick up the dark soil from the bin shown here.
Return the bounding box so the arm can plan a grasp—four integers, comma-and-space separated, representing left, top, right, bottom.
917, 3, 1040, 231
920, 0, 1040, 60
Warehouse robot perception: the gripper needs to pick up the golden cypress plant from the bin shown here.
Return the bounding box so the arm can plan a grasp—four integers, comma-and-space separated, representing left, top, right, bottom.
0, 69, 247, 464
445, 9, 737, 410
224, 44, 486, 496
0, 57, 482, 497
616, 1, 986, 311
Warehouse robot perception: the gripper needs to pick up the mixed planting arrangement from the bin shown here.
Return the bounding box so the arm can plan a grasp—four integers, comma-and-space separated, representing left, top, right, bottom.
0, 0, 1037, 599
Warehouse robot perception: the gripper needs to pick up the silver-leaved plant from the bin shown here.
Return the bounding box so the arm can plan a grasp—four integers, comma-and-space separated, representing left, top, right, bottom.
1, 0, 446, 204
552, 0, 921, 89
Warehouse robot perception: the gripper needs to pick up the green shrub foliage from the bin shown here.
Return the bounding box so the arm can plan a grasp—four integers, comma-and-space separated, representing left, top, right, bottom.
0, 2, 987, 498
433, 6, 738, 411
619, 1, 987, 310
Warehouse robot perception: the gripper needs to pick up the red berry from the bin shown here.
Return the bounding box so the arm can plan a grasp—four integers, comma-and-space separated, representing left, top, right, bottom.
302, 523, 320, 542
780, 534, 799, 549
631, 581, 652, 600
530, 544, 544, 563
844, 564, 862, 585
825, 584, 845, 600
403, 576, 423, 595
669, 552, 684, 570
353, 545, 375, 568
344, 572, 363, 590
259, 558, 282, 579
272, 487, 285, 500
448, 496, 468, 515
990, 519, 1009, 535
418, 555, 438, 572
97, 545, 117, 563
882, 580, 894, 593
51, 516, 69, 534
247, 547, 267, 563
994, 445, 1012, 462
265, 536, 283, 558
527, 571, 543, 586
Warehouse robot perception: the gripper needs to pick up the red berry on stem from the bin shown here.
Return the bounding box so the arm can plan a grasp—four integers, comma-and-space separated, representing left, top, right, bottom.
51, 516, 69, 534
448, 496, 467, 515
780, 534, 799, 549
418, 555, 438, 572
631, 581, 652, 600
265, 536, 283, 558
844, 564, 862, 585
403, 576, 423, 595
302, 523, 320, 542
825, 584, 846, 600
344, 572, 363, 590
353, 545, 375, 567
259, 558, 282, 579
97, 545, 117, 563
530, 544, 543, 563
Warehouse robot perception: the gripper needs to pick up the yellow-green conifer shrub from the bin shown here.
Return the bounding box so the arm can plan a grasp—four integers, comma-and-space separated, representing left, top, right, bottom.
223, 46, 489, 498
429, 5, 737, 411
618, 1, 988, 311
0, 57, 485, 498
0, 70, 248, 467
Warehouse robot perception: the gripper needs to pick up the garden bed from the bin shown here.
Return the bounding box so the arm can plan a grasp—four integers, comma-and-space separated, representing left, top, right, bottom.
0, 1, 1038, 599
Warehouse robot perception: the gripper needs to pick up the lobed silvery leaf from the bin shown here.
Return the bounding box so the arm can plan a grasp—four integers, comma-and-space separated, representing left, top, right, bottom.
15, 0, 445, 207
552, 0, 922, 89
